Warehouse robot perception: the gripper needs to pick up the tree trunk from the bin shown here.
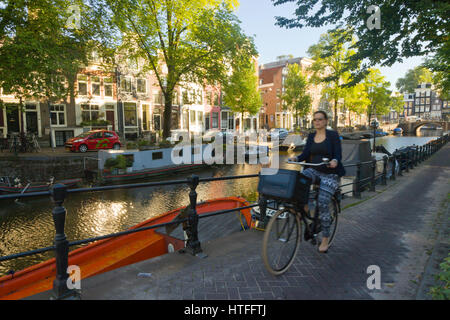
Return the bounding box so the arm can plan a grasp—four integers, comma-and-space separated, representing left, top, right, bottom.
333, 99, 338, 131
163, 92, 173, 139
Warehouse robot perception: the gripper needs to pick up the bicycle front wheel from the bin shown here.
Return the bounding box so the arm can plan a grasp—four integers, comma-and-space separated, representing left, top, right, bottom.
262, 208, 301, 276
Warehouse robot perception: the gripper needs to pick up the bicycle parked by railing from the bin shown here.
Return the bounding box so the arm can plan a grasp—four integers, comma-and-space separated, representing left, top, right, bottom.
259, 158, 341, 276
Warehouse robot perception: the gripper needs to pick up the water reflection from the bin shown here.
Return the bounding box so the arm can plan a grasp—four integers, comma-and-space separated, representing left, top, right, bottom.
0, 134, 443, 275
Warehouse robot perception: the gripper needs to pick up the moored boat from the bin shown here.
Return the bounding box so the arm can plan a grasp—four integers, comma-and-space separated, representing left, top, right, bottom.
393, 127, 403, 135
0, 196, 253, 300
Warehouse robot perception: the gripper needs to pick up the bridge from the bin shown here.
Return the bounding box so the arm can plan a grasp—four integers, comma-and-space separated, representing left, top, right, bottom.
397, 120, 450, 135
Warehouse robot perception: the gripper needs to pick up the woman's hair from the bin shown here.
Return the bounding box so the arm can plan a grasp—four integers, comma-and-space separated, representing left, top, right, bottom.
313, 110, 328, 120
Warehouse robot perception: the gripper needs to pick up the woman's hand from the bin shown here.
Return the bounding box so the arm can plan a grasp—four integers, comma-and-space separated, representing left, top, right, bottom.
328, 159, 338, 168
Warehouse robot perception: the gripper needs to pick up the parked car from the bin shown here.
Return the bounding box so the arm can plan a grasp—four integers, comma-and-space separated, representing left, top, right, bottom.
268, 128, 288, 141
65, 130, 122, 153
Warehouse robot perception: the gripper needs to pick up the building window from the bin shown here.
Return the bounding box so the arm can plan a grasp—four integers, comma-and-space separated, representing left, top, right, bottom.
104, 77, 113, 97
212, 112, 219, 128
77, 75, 88, 96
81, 104, 100, 122
221, 112, 228, 129
50, 104, 66, 126
120, 77, 132, 92
124, 103, 137, 127
137, 79, 146, 93
198, 111, 204, 127
172, 91, 179, 105
153, 92, 164, 105
91, 76, 100, 96
190, 110, 196, 124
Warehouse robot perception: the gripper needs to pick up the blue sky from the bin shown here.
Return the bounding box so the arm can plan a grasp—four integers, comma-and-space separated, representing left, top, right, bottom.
235, 0, 425, 91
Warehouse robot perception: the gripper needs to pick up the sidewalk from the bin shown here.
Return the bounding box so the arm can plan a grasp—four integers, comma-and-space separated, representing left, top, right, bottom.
30, 143, 450, 300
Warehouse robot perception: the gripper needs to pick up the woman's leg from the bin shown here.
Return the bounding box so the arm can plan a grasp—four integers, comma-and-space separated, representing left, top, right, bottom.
300, 168, 318, 212
317, 174, 339, 251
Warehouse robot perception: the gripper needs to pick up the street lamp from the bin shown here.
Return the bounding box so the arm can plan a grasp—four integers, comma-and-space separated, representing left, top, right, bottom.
370, 116, 379, 153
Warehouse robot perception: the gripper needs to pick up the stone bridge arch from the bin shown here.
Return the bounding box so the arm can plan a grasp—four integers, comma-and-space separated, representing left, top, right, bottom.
396, 121, 449, 135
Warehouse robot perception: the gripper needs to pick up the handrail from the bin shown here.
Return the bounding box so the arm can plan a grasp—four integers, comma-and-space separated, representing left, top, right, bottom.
0, 133, 447, 299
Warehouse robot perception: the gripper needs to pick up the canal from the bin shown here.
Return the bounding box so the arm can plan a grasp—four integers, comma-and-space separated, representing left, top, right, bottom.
0, 131, 443, 275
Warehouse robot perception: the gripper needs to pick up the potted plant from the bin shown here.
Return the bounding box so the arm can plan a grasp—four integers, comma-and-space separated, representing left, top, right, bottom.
125, 156, 134, 173
104, 157, 119, 175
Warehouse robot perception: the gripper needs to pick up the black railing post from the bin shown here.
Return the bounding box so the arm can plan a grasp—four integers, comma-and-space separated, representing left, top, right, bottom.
353, 162, 362, 198
405, 150, 410, 173
184, 175, 205, 257
391, 155, 396, 180
370, 159, 376, 191
382, 156, 387, 186
50, 184, 80, 300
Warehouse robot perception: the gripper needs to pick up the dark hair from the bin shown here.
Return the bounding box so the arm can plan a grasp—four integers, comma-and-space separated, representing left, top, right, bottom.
313, 110, 328, 120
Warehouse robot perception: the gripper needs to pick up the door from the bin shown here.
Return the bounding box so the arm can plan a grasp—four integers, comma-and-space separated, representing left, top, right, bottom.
55, 131, 74, 147
26, 112, 38, 134
106, 110, 115, 131
205, 113, 210, 130
7, 106, 20, 134
153, 114, 161, 131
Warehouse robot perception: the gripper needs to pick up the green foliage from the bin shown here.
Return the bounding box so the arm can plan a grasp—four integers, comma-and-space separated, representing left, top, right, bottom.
102, 0, 255, 138
361, 69, 393, 121
126, 142, 137, 149
0, 0, 105, 105
424, 41, 450, 100
307, 28, 359, 130
105, 155, 127, 169
222, 57, 261, 132
396, 67, 434, 93
158, 140, 173, 149
429, 254, 450, 300
104, 157, 119, 169
279, 63, 312, 128
273, 0, 450, 86
80, 119, 111, 127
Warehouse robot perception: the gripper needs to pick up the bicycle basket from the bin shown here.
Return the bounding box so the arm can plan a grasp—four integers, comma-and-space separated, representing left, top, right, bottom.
257, 169, 312, 204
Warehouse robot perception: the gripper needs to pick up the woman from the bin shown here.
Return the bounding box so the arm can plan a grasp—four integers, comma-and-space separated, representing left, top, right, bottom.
289, 111, 345, 253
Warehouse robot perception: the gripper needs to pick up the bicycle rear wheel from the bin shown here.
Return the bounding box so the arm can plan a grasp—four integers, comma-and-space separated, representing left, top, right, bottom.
262, 208, 301, 276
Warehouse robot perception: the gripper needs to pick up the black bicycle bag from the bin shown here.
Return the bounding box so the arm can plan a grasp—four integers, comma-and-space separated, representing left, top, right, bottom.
257, 169, 312, 204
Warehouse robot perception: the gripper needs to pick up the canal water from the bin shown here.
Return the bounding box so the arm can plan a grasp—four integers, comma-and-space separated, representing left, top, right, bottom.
0, 131, 443, 275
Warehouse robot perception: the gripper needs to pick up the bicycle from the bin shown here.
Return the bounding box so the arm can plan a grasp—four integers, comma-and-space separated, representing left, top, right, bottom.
9, 133, 20, 156
259, 158, 342, 276
29, 133, 41, 152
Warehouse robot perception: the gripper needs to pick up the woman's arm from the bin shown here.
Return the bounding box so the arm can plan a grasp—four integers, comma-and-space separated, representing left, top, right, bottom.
331, 131, 342, 164
296, 134, 312, 162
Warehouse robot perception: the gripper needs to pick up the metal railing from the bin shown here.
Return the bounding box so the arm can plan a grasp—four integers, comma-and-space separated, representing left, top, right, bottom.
0, 133, 448, 300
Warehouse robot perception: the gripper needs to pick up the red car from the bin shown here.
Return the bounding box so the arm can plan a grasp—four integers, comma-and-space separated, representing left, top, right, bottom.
65, 130, 122, 153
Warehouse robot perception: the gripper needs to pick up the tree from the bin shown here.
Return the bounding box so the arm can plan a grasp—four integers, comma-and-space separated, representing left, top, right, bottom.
396, 67, 433, 93
0, 0, 105, 145
361, 69, 392, 123
222, 57, 261, 133
342, 82, 369, 127
279, 63, 312, 129
272, 0, 450, 87
424, 41, 450, 100
102, 0, 256, 138
307, 28, 357, 130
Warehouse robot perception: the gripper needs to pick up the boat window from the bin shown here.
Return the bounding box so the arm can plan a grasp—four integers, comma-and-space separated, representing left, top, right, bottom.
152, 151, 163, 160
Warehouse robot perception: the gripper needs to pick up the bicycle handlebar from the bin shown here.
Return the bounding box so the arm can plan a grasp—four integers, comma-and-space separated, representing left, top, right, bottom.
287, 158, 331, 166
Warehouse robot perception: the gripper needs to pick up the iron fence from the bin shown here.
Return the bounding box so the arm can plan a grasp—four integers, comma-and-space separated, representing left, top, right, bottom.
0, 133, 448, 299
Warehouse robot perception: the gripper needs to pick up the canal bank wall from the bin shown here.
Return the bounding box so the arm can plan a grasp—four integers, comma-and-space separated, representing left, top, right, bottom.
0, 155, 91, 181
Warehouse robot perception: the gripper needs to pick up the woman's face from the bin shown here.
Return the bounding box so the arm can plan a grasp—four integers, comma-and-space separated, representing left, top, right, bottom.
313, 113, 327, 130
